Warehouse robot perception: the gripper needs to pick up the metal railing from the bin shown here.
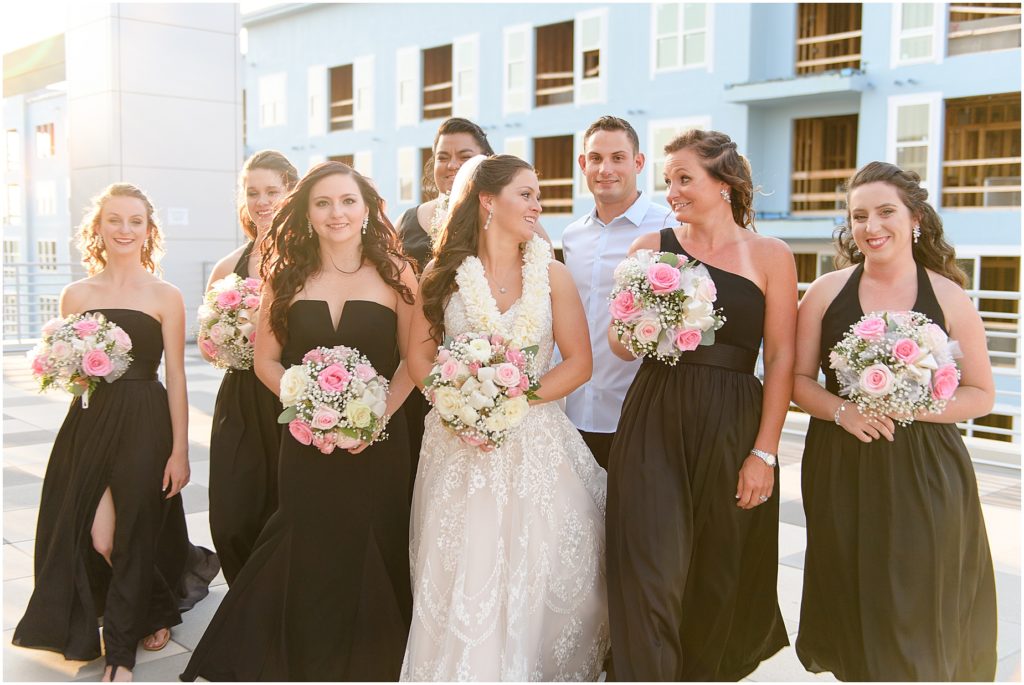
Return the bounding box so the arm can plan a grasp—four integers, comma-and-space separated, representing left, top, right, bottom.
2, 262, 79, 348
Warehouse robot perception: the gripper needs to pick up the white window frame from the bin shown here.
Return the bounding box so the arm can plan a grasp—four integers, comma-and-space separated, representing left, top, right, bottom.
35, 123, 55, 159
452, 34, 479, 119
3, 238, 20, 275
503, 136, 528, 161
37, 239, 57, 272
397, 147, 416, 204
353, 151, 373, 178
307, 65, 327, 136
5, 184, 22, 225
36, 180, 57, 216
503, 24, 533, 116
574, 130, 592, 198
396, 47, 420, 128
886, 92, 942, 193
6, 129, 21, 173
647, 116, 712, 195
258, 72, 287, 128
650, 3, 713, 77
353, 55, 375, 131
890, 2, 942, 67
575, 9, 608, 105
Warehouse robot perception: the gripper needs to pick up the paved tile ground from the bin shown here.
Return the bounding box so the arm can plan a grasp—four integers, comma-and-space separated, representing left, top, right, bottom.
3, 347, 1021, 681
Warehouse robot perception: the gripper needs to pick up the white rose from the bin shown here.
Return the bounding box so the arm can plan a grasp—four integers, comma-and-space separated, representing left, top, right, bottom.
345, 400, 373, 428
372, 400, 387, 417
432, 386, 463, 420
479, 378, 501, 398
457, 404, 480, 426
197, 304, 215, 323
468, 390, 495, 410
682, 299, 714, 330
502, 396, 530, 427
476, 366, 496, 383
485, 412, 510, 432
279, 365, 310, 405
467, 338, 492, 362
633, 249, 654, 269
460, 376, 481, 396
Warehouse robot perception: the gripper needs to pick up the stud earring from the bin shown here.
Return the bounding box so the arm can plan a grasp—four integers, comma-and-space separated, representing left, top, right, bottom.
912, 223, 921, 243
307, 219, 314, 237
720, 188, 731, 203
483, 209, 493, 231
361, 215, 369, 235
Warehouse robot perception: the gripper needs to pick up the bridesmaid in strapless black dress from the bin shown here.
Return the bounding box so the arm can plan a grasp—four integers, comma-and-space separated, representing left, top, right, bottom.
208, 241, 282, 585
796, 263, 997, 680
13, 309, 219, 672
181, 299, 411, 681
607, 228, 789, 680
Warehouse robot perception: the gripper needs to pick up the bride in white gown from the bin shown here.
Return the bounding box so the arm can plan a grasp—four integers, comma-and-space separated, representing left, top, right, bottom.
403, 155, 609, 681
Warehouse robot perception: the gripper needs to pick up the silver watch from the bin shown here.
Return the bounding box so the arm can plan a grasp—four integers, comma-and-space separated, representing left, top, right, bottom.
750, 448, 777, 468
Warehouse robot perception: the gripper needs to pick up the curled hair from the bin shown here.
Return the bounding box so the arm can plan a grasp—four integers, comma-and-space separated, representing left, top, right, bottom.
421, 117, 495, 197
237, 150, 299, 240
420, 155, 533, 342
259, 162, 415, 345
664, 129, 756, 230
76, 183, 164, 276
833, 161, 967, 287
583, 115, 640, 154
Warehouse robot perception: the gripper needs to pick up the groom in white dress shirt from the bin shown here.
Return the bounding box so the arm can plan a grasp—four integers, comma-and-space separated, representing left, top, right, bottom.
561, 116, 672, 469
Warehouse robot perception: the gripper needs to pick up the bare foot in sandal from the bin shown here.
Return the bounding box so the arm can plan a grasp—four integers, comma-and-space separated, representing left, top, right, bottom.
141, 627, 170, 651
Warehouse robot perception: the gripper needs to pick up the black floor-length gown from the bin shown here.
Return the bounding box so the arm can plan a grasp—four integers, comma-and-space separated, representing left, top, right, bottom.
181, 299, 412, 681
13, 309, 219, 670
208, 242, 282, 585
607, 228, 788, 680
796, 263, 997, 681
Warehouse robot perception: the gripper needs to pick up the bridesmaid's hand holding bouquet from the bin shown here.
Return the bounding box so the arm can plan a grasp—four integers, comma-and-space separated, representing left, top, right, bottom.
28, 313, 134, 408
830, 310, 961, 426
197, 274, 261, 370
609, 250, 725, 364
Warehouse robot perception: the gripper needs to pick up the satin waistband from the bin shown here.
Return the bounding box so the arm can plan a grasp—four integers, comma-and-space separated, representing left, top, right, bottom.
645, 342, 758, 375
118, 364, 159, 381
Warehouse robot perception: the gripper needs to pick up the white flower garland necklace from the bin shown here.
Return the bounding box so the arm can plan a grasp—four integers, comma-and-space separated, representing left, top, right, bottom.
455, 236, 551, 349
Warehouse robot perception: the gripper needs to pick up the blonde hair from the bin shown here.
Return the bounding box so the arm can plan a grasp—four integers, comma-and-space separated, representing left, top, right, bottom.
76, 183, 164, 275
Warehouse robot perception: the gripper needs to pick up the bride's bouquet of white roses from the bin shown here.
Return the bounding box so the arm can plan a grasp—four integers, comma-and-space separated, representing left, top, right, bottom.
830, 310, 961, 426
277, 345, 390, 454
424, 332, 541, 450
608, 250, 726, 364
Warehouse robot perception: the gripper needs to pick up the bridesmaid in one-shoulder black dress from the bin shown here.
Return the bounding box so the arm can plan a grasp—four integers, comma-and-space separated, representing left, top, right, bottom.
607, 228, 789, 680
181, 300, 411, 681
796, 263, 997, 680
208, 241, 282, 585
14, 309, 219, 671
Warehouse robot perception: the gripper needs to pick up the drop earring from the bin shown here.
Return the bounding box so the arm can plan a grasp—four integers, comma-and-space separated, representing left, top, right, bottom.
483, 209, 493, 231
307, 219, 314, 237
720, 188, 731, 203
912, 223, 921, 243
361, 215, 369, 235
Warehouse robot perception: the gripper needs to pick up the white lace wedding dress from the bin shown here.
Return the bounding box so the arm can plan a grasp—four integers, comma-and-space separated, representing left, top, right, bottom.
401, 237, 609, 681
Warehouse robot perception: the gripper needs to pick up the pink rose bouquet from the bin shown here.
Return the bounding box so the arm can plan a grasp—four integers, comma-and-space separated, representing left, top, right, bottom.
27, 312, 134, 408
277, 345, 390, 454
830, 310, 962, 425
608, 250, 726, 364
423, 332, 541, 450
196, 273, 262, 370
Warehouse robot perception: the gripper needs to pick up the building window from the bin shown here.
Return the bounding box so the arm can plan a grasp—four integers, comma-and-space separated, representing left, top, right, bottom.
795, 3, 863, 75
576, 10, 606, 103
419, 147, 434, 203
422, 44, 453, 120
947, 2, 1021, 57
653, 3, 709, 71
35, 123, 55, 159
888, 94, 941, 187
36, 180, 57, 216
396, 47, 419, 127
3, 294, 18, 337
648, 118, 710, 193
3, 239, 20, 277
453, 35, 479, 118
398, 147, 416, 204
970, 413, 1015, 442
329, 64, 354, 131
942, 92, 1021, 208
258, 73, 287, 128
793, 253, 818, 285
38, 295, 59, 327
504, 26, 531, 114
6, 129, 19, 173
504, 136, 527, 160
894, 3, 937, 64
791, 114, 859, 215
353, 151, 372, 178
5, 184, 21, 224
979, 255, 1020, 369
535, 21, 574, 108
353, 56, 375, 131
329, 154, 354, 167
37, 240, 57, 272
532, 135, 574, 214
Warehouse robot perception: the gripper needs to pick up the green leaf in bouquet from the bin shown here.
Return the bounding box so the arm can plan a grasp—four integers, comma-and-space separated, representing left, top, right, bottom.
339, 426, 360, 438
699, 328, 716, 346
70, 384, 85, 397
424, 373, 439, 387
526, 390, 542, 401
521, 344, 539, 357
277, 405, 298, 424
658, 253, 679, 267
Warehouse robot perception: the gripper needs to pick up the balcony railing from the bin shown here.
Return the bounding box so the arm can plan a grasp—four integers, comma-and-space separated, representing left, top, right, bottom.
2, 262, 78, 348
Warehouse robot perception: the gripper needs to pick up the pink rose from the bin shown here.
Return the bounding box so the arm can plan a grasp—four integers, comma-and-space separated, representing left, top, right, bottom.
859, 363, 895, 397
468, 361, 481, 374
288, 419, 314, 445
507, 387, 523, 398
216, 290, 242, 309
248, 331, 257, 344
436, 348, 451, 363
208, 323, 229, 345
243, 277, 262, 291
647, 263, 682, 294
853, 316, 887, 342
50, 340, 72, 360
440, 359, 461, 382
73, 319, 100, 338
494, 363, 521, 388
82, 349, 113, 377
111, 326, 133, 351
353, 363, 377, 382
317, 364, 351, 392
311, 432, 337, 454
675, 328, 702, 352
505, 348, 526, 367
517, 374, 530, 391
199, 337, 219, 358
243, 294, 261, 309
892, 337, 920, 364
610, 290, 643, 322
931, 364, 959, 401
490, 334, 505, 346
311, 405, 341, 430
30, 355, 46, 376
41, 317, 63, 336
633, 317, 662, 345
303, 349, 324, 364
336, 434, 363, 450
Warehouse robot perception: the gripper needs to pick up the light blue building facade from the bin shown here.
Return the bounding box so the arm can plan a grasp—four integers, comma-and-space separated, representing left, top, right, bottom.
241, 2, 1020, 443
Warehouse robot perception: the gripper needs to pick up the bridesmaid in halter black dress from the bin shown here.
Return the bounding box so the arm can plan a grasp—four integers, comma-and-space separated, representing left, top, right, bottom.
14, 184, 217, 682
182, 161, 417, 681
793, 162, 996, 681
202, 151, 297, 585
606, 131, 795, 680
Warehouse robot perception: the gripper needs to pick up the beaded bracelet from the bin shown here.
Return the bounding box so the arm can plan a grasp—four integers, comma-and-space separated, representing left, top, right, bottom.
833, 401, 850, 426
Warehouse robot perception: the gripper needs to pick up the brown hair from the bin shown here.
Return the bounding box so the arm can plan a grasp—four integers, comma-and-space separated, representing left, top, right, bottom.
238, 150, 299, 240
583, 115, 640, 154
419, 155, 533, 342
76, 183, 164, 276
259, 162, 414, 345
834, 161, 967, 287
664, 129, 756, 230
421, 117, 495, 197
